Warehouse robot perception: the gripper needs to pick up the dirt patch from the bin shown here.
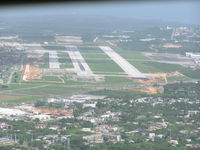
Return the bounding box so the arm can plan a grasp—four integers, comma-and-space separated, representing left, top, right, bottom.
162, 43, 182, 48
136, 72, 183, 84
137, 76, 165, 84
34, 108, 73, 116
23, 63, 42, 82
138, 87, 162, 94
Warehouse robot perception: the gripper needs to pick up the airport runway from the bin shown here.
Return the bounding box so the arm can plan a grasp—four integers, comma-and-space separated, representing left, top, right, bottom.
99, 46, 146, 79
49, 51, 60, 69
66, 46, 94, 76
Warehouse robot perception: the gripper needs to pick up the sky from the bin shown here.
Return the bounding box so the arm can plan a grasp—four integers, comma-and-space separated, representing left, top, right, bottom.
0, 1, 200, 25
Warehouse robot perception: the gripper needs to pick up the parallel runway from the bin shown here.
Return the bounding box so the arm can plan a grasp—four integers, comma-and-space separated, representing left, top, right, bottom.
99, 46, 146, 79
49, 51, 60, 69
66, 46, 94, 76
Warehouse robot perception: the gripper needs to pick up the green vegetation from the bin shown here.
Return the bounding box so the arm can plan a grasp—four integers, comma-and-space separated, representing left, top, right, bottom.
0, 83, 45, 91
0, 96, 40, 104
118, 41, 151, 52
62, 128, 91, 137
12, 71, 22, 83
103, 76, 136, 84
128, 60, 200, 79
14, 85, 90, 96
89, 89, 146, 98
42, 45, 67, 50
166, 76, 190, 83
39, 53, 49, 68
128, 61, 181, 73
79, 47, 103, 53
80, 47, 124, 72
35, 76, 63, 83
88, 142, 186, 150
81, 53, 109, 59
84, 59, 123, 72
113, 47, 151, 60
163, 81, 200, 98
58, 52, 73, 69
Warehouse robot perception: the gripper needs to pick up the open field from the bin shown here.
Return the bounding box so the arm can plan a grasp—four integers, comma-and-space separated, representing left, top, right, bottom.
144, 52, 192, 65
78, 47, 103, 53
0, 94, 40, 104
0, 83, 46, 91
39, 53, 49, 68
112, 47, 151, 60
57, 52, 73, 69
12, 85, 91, 96
42, 45, 67, 50
88, 89, 146, 98
0, 94, 26, 101
103, 76, 137, 84
128, 60, 200, 79
166, 76, 190, 83
35, 76, 63, 83
79, 47, 124, 73
81, 53, 110, 59
83, 59, 124, 73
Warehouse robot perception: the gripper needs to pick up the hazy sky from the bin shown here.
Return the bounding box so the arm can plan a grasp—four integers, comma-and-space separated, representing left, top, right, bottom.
1, 1, 200, 25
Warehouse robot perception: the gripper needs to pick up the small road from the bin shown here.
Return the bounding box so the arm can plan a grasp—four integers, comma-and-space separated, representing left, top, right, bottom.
7, 71, 14, 84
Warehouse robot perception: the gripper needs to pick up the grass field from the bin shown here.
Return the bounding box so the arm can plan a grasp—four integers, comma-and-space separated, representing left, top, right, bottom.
113, 47, 151, 60
39, 53, 49, 68
128, 60, 200, 79
84, 59, 124, 72
11, 71, 22, 83
128, 61, 180, 73
0, 94, 41, 104
103, 76, 137, 84
35, 76, 63, 83
0, 94, 26, 101
0, 83, 45, 91
78, 47, 103, 53
167, 76, 190, 83
14, 85, 91, 96
42, 45, 67, 50
81, 53, 110, 59
80, 47, 124, 73
88, 89, 146, 98
58, 52, 73, 69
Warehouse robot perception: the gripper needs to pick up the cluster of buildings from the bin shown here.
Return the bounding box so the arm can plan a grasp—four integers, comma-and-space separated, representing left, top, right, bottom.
83, 133, 123, 145
0, 104, 73, 121
185, 52, 200, 69
0, 92, 200, 148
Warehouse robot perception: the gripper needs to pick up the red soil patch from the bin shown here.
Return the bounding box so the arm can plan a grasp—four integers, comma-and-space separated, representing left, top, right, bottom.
34, 108, 73, 116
